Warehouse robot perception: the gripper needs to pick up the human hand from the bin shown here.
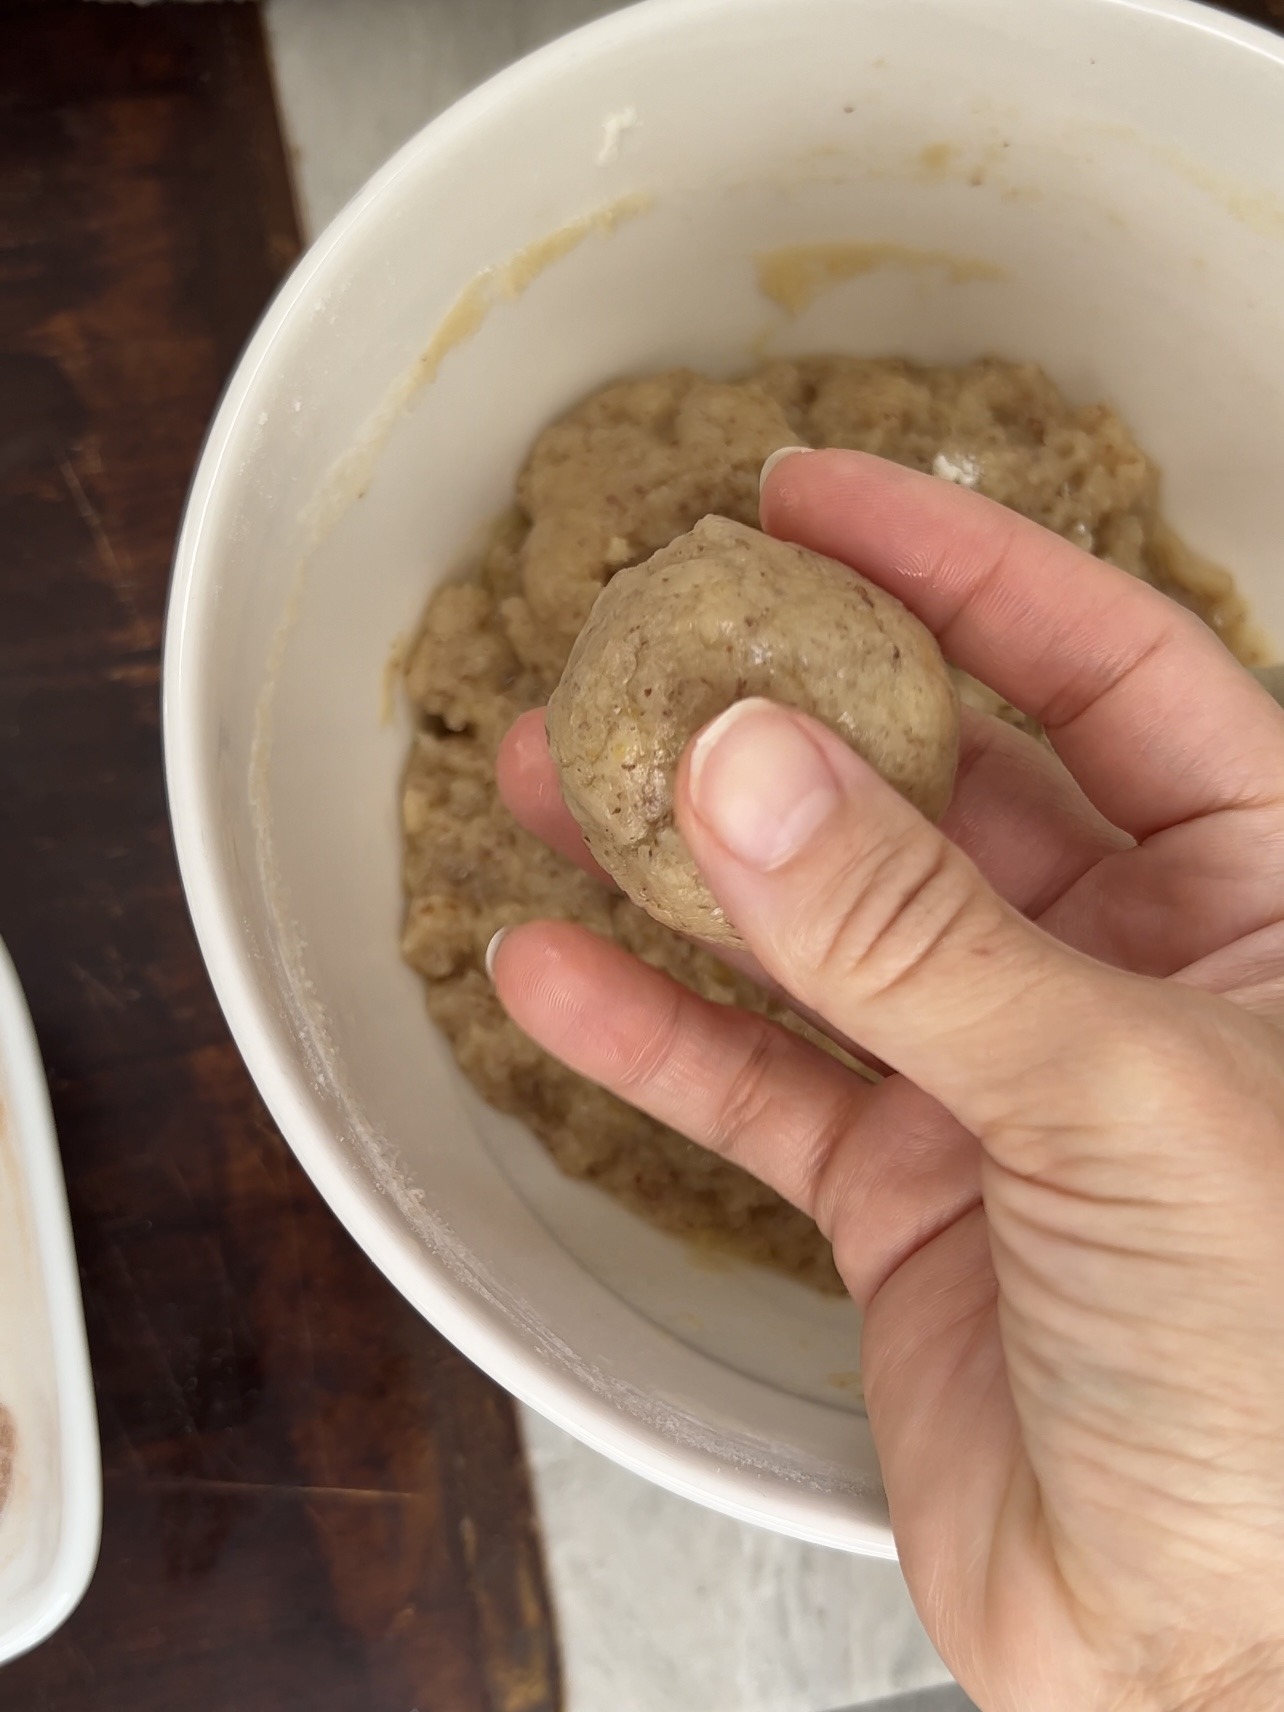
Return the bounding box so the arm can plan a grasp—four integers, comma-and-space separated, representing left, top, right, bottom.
491, 450, 1284, 1712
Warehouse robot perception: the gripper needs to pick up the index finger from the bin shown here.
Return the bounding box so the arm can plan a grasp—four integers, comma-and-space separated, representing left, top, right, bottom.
762, 449, 1284, 839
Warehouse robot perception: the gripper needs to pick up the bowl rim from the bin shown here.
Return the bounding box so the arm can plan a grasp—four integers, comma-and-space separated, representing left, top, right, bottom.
162, 0, 1284, 1555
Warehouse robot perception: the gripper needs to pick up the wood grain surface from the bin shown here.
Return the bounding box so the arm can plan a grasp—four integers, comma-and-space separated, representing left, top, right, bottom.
0, 6, 560, 1709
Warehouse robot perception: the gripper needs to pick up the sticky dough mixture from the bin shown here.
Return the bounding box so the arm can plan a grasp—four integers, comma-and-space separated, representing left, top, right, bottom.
399, 358, 1255, 1295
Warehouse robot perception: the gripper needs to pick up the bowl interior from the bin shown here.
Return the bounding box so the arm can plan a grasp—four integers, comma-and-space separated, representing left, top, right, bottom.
167, 0, 1284, 1551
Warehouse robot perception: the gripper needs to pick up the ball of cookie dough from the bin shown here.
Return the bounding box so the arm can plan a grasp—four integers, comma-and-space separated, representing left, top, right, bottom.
547, 515, 960, 947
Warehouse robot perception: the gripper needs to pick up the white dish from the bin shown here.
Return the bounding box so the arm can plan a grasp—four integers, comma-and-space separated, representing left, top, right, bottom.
163, 0, 1284, 1554
0, 937, 100, 1662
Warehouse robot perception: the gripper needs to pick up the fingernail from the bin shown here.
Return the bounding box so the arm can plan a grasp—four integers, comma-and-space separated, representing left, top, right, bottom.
485, 928, 509, 981
688, 699, 840, 870
759, 445, 811, 492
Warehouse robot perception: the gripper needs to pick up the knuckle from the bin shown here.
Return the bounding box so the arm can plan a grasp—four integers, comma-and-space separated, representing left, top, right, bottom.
796, 826, 992, 1004
933, 518, 1030, 656
808, 1104, 877, 1245
705, 1023, 788, 1157
614, 987, 686, 1095
705, 1021, 855, 1217
1039, 621, 1173, 734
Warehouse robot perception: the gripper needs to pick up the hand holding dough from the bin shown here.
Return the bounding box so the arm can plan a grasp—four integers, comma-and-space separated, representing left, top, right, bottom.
547, 515, 960, 946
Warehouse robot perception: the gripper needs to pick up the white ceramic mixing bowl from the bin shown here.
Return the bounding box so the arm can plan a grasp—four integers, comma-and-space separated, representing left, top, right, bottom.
164, 0, 1284, 1555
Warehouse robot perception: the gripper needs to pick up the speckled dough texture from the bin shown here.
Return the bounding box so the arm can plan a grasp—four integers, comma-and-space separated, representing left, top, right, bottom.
399, 358, 1257, 1293
547, 516, 960, 945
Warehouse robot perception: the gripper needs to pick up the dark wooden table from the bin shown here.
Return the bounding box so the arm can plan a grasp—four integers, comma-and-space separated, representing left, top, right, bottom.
0, 7, 560, 1709
1, 1, 1282, 1708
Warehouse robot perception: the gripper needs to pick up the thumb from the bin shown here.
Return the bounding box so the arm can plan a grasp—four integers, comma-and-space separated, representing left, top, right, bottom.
676, 698, 1174, 1158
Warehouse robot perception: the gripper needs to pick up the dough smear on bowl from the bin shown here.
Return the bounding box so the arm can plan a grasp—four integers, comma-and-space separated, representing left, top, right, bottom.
547, 516, 960, 947
399, 358, 1260, 1294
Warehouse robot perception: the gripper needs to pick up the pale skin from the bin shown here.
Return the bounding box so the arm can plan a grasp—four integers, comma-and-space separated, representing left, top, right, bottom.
490, 449, 1284, 1712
